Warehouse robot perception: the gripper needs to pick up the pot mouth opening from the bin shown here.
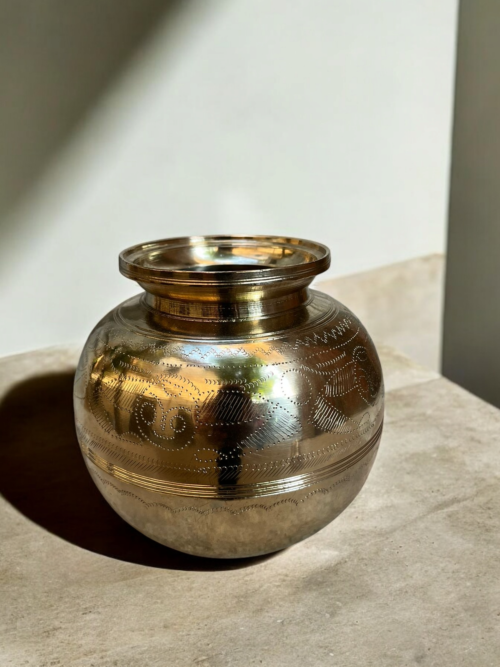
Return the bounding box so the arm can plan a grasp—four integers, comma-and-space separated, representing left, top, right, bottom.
119, 235, 330, 285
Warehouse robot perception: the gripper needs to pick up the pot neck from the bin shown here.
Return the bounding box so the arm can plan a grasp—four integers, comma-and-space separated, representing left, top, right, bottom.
141, 276, 312, 322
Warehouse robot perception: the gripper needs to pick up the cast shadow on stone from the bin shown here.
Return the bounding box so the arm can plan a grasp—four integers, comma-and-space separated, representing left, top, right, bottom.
0, 371, 277, 571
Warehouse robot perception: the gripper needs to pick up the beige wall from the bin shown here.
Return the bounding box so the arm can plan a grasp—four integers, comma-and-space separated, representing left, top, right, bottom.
0, 0, 457, 356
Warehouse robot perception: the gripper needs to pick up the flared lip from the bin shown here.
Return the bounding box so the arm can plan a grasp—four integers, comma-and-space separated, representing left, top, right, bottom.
119, 235, 331, 285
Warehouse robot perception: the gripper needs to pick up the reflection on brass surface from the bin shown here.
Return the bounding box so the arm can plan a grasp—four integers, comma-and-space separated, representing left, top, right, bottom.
74, 236, 384, 558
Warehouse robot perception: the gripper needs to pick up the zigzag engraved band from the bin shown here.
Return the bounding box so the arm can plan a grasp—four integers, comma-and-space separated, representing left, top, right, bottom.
82, 421, 383, 500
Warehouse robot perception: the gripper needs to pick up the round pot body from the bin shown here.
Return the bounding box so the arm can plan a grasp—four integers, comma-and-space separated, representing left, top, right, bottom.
74, 236, 384, 558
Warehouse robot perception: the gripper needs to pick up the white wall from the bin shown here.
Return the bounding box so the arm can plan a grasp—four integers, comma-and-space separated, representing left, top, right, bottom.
0, 0, 457, 356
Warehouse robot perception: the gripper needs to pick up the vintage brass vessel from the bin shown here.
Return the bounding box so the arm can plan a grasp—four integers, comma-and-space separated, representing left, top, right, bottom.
74, 236, 384, 558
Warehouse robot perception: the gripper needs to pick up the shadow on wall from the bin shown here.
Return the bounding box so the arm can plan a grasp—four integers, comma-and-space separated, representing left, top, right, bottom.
0, 0, 185, 233
0, 370, 277, 571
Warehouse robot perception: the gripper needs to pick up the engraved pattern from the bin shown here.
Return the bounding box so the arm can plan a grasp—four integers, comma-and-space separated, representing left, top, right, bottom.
75, 299, 384, 497
82, 423, 382, 499
93, 470, 360, 515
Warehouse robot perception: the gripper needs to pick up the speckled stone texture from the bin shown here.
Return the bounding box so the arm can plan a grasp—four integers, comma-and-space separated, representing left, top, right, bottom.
1, 343, 499, 667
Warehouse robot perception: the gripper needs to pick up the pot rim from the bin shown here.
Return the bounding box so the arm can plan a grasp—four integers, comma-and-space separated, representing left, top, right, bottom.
119, 235, 331, 286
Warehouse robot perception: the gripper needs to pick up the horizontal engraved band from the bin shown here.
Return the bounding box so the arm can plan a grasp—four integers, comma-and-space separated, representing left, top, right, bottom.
82, 422, 383, 500
143, 289, 310, 321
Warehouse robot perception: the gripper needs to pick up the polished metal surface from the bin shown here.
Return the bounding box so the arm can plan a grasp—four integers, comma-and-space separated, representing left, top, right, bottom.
74, 236, 384, 558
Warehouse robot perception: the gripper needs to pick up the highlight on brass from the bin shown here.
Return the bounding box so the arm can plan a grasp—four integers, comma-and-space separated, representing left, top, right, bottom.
74, 235, 384, 558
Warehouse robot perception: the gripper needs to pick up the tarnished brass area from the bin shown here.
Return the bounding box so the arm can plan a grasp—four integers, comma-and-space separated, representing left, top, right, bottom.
74, 236, 384, 558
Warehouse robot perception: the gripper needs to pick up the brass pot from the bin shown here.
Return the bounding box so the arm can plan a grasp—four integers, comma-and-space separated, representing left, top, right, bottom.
74, 236, 384, 558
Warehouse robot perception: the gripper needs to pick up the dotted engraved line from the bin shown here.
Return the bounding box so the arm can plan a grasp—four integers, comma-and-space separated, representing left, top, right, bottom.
109, 359, 202, 399
195, 389, 266, 427
89, 368, 202, 452
279, 369, 313, 406
352, 345, 382, 408
314, 360, 358, 399
76, 424, 197, 474
172, 325, 359, 370
103, 342, 352, 372
90, 351, 361, 440
92, 316, 358, 370
135, 403, 193, 451
107, 348, 352, 381
194, 411, 302, 463
204, 371, 278, 387
77, 394, 382, 477
88, 357, 382, 466
93, 472, 355, 515
82, 423, 382, 499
